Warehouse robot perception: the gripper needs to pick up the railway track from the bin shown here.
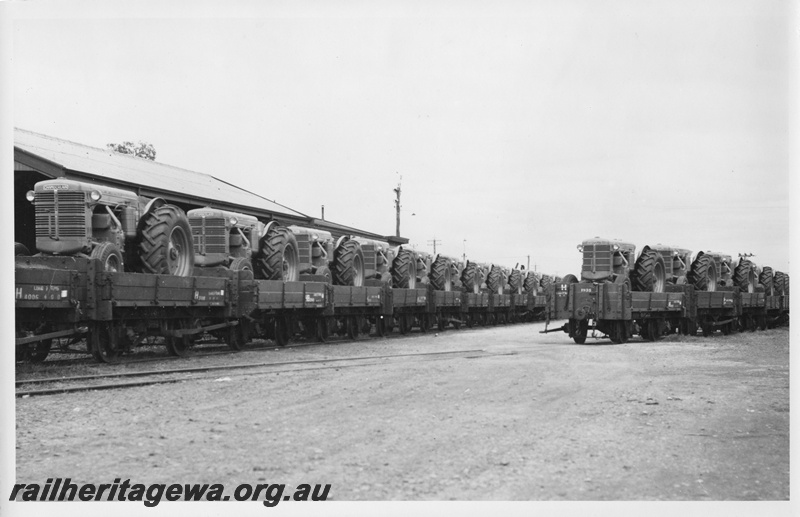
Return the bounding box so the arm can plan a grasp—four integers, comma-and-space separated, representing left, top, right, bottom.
16, 347, 515, 398
16, 322, 507, 369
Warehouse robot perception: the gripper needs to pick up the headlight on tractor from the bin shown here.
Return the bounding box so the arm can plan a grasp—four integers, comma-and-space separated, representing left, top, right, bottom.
89, 190, 102, 202
26, 191, 35, 202
612, 244, 620, 251
577, 245, 583, 252
229, 217, 238, 226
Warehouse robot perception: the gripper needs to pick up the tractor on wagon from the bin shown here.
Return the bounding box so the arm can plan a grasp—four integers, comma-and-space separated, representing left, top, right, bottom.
687, 251, 734, 292
25, 178, 194, 276
428, 254, 464, 291
553, 237, 691, 344
257, 224, 401, 286
188, 207, 265, 273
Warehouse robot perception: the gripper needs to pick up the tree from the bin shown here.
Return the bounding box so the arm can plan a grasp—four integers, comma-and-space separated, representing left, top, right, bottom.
107, 141, 157, 161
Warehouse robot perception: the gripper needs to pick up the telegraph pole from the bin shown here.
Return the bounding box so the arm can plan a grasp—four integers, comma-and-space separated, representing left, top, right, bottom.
427, 237, 441, 255
393, 175, 402, 238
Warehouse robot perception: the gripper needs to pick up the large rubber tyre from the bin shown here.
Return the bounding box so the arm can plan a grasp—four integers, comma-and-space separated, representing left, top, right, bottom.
759, 266, 774, 296
688, 253, 717, 292
137, 205, 194, 277
90, 241, 124, 273
734, 260, 757, 293
229, 257, 253, 273
524, 272, 539, 295
314, 265, 333, 284
631, 247, 666, 293
486, 265, 506, 295
508, 269, 524, 295
14, 242, 30, 256
774, 271, 788, 295
392, 249, 417, 289
332, 239, 365, 286
256, 225, 300, 281
562, 274, 579, 284
429, 256, 453, 291
460, 262, 481, 294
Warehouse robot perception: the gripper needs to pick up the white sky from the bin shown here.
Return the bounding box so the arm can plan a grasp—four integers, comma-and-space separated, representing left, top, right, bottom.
9, 0, 795, 275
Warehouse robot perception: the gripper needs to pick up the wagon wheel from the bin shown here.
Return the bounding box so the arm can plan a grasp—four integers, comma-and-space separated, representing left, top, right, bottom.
758, 315, 768, 331
164, 320, 192, 357
571, 319, 588, 345
609, 321, 628, 344
360, 316, 372, 335
273, 316, 291, 346
89, 322, 123, 363
346, 316, 360, 340
16, 338, 52, 363
376, 316, 387, 337
398, 314, 409, 335
437, 313, 446, 332
453, 315, 462, 330
465, 314, 474, 328
225, 320, 249, 351
316, 317, 330, 343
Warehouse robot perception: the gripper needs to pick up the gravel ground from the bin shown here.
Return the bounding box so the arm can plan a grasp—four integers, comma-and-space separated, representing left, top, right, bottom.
15, 322, 790, 503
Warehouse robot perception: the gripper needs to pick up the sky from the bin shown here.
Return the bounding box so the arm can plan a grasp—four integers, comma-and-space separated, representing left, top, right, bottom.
8, 0, 795, 276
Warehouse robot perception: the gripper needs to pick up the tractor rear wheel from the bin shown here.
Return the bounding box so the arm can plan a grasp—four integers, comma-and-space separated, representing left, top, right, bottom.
508, 269, 524, 294
774, 271, 788, 295
257, 225, 300, 281
632, 247, 666, 292
759, 266, 774, 295
460, 262, 481, 294
734, 260, 757, 293
91, 242, 124, 273
137, 205, 194, 277
392, 249, 417, 289
689, 253, 717, 292
523, 272, 539, 295
486, 265, 506, 294
429, 256, 453, 291
333, 239, 365, 286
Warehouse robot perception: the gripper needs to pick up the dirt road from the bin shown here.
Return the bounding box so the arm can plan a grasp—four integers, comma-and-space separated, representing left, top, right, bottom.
15, 322, 790, 501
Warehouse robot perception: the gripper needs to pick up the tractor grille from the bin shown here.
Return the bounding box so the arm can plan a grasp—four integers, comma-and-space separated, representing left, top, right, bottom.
296, 234, 311, 264
582, 244, 611, 272
190, 217, 227, 254
34, 191, 87, 239
658, 250, 674, 276
361, 244, 377, 271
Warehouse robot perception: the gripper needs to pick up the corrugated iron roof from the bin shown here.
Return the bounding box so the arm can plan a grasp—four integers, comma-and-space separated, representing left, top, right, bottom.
14, 128, 309, 220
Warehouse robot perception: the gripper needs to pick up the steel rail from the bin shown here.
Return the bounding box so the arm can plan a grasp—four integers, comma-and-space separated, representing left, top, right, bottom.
17, 348, 504, 397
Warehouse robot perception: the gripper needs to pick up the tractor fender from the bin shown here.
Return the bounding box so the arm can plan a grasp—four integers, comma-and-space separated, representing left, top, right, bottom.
261, 220, 280, 240
335, 235, 349, 250
142, 197, 167, 217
